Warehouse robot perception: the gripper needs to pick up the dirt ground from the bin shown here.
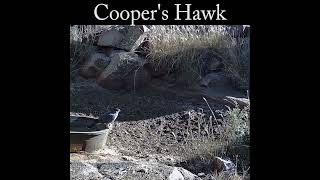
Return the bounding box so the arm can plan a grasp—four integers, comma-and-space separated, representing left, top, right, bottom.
70, 77, 249, 176
70, 78, 232, 122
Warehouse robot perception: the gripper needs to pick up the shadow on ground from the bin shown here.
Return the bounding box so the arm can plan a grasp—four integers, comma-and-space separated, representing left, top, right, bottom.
70, 79, 241, 122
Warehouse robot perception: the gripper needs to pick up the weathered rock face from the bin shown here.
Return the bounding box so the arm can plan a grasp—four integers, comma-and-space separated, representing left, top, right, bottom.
97, 51, 150, 90
79, 52, 111, 79
97, 25, 150, 52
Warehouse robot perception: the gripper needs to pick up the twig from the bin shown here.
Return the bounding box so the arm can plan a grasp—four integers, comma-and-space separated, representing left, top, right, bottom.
202, 97, 222, 135
209, 116, 214, 137
133, 66, 142, 96
242, 166, 250, 177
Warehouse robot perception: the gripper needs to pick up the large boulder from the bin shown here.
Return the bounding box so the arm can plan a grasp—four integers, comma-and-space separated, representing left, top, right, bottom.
79, 52, 111, 79
97, 51, 151, 90
97, 25, 150, 52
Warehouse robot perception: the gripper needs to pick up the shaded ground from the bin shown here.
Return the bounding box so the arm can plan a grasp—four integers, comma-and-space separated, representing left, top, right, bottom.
70, 77, 249, 179
70, 78, 239, 122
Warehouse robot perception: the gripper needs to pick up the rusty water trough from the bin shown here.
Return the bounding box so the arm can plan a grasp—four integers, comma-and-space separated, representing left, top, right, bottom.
70, 115, 111, 153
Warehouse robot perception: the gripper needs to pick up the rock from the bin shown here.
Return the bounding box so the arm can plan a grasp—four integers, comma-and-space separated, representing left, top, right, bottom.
168, 167, 201, 180
70, 161, 103, 180
224, 96, 250, 108
97, 51, 150, 90
197, 172, 206, 177
97, 29, 123, 47
212, 157, 236, 174
177, 167, 202, 180
168, 167, 185, 180
79, 52, 111, 79
97, 25, 150, 52
136, 167, 148, 173
199, 72, 229, 87
71, 158, 201, 180
98, 162, 132, 177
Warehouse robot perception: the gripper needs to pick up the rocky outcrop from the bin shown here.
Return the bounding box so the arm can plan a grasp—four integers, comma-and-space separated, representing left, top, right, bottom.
79, 52, 111, 78
97, 51, 150, 90
78, 26, 151, 90
97, 25, 150, 52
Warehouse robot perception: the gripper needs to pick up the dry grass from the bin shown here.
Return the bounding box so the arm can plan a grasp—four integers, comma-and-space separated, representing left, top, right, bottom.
146, 25, 249, 90
219, 37, 250, 90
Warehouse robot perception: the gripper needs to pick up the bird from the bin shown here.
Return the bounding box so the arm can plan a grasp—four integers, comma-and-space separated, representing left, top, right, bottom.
88, 108, 121, 130
98, 108, 121, 124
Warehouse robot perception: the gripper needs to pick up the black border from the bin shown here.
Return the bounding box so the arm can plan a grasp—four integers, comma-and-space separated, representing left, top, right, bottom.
7, 0, 290, 179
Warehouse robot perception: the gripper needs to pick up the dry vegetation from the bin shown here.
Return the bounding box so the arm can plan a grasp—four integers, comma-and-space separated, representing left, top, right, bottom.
172, 102, 250, 179
70, 25, 250, 90
146, 25, 249, 90
106, 98, 250, 179
70, 25, 250, 179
